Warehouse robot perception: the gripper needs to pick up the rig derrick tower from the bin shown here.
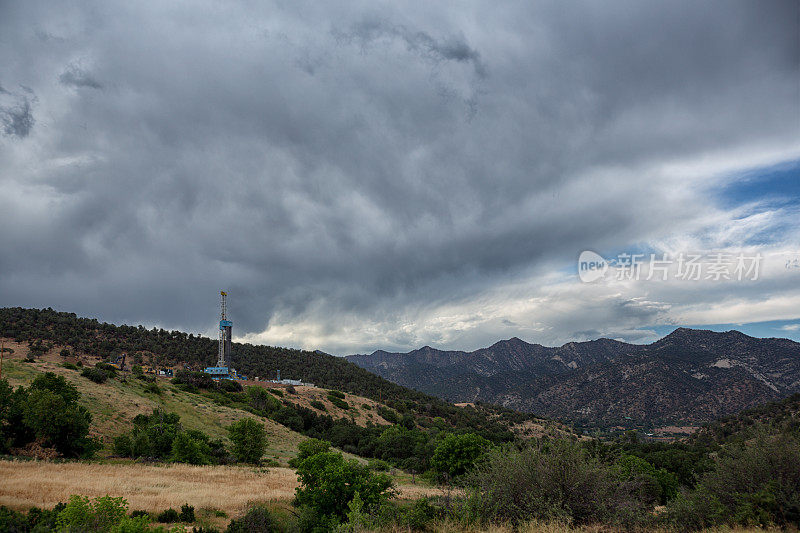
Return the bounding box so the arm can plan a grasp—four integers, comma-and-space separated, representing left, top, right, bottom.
217, 291, 233, 368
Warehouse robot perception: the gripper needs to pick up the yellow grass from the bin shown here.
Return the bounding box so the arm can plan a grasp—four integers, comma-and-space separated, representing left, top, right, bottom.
0, 460, 297, 516
0, 459, 444, 517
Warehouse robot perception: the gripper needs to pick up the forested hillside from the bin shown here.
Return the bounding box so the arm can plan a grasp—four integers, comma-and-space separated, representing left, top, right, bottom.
689, 392, 800, 447
0, 307, 554, 438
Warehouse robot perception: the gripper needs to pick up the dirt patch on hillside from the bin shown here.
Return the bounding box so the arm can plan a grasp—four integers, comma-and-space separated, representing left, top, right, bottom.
243, 382, 392, 428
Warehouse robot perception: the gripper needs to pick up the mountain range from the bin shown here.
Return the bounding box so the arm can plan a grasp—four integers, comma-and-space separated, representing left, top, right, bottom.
347, 328, 800, 428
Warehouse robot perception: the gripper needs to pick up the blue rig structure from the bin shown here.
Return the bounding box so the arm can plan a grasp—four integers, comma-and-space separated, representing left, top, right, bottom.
204, 291, 245, 381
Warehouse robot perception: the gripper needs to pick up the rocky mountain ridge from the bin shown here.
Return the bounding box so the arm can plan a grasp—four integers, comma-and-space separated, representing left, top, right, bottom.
347, 328, 800, 427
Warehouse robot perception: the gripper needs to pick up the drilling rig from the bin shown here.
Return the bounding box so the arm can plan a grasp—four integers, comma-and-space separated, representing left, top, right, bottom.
204, 290, 243, 380
217, 291, 232, 368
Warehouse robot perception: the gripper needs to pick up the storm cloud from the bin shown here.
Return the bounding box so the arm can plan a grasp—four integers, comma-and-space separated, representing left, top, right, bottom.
59, 64, 103, 90
0, 0, 798, 353
0, 85, 36, 138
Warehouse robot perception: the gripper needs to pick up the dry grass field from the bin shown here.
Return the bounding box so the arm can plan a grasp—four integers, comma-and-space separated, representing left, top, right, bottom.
0, 459, 444, 517
0, 460, 297, 516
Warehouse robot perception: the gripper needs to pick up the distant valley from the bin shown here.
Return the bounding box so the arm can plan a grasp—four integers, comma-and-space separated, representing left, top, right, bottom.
347, 328, 800, 429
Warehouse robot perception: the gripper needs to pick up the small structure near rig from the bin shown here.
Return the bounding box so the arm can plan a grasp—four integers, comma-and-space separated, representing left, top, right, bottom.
267, 369, 314, 387
204, 291, 245, 380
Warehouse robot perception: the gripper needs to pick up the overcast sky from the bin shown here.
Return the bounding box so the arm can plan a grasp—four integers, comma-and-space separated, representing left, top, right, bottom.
1, 1, 799, 354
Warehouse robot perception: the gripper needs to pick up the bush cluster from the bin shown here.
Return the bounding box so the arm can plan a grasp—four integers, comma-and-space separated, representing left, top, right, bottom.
113, 408, 229, 465
225, 506, 277, 533
0, 374, 97, 458
667, 433, 800, 528
81, 367, 109, 384
0, 497, 200, 532
227, 418, 267, 464
171, 370, 215, 390
294, 448, 394, 526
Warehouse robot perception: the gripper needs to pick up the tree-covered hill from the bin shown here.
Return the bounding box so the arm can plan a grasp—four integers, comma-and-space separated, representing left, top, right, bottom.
688, 392, 800, 447
0, 307, 557, 438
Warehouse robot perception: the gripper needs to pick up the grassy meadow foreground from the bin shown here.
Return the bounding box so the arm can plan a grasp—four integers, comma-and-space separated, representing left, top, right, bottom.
0, 461, 301, 516
0, 460, 442, 527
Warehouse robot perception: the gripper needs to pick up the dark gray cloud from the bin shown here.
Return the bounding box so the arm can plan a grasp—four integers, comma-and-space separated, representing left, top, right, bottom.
0, 85, 36, 137
334, 19, 487, 78
0, 0, 798, 353
59, 64, 103, 89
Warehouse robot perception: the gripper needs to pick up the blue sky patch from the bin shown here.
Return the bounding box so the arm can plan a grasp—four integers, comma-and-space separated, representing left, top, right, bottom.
718, 159, 800, 209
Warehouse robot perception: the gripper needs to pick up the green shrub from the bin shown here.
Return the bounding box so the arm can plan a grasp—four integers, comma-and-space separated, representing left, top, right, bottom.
179, 503, 195, 522
28, 340, 48, 358
114, 434, 133, 457
289, 438, 331, 468
295, 505, 339, 533
130, 432, 152, 458
246, 387, 281, 414
285, 385, 296, 394
329, 397, 349, 410
465, 439, 647, 525
273, 406, 304, 432
667, 433, 800, 528
172, 370, 215, 390
294, 451, 394, 520
17, 373, 97, 457
310, 400, 326, 411
431, 433, 491, 478
116, 408, 215, 462
228, 418, 266, 464
225, 505, 277, 532
377, 407, 398, 424
144, 383, 161, 394
82, 367, 109, 384
57, 495, 129, 531
613, 454, 678, 505
219, 379, 243, 393
0, 507, 28, 531
327, 390, 345, 399
60, 362, 79, 370
268, 388, 283, 397
403, 497, 436, 530
367, 459, 391, 471
156, 508, 180, 523
95, 362, 118, 376
0, 503, 66, 532
171, 432, 211, 465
